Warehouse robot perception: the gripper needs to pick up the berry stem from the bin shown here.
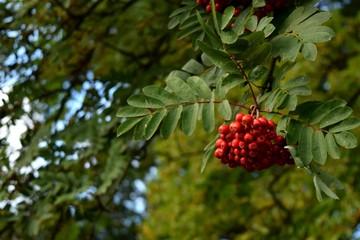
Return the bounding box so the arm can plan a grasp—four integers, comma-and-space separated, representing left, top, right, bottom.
226, 51, 259, 108
210, 0, 221, 35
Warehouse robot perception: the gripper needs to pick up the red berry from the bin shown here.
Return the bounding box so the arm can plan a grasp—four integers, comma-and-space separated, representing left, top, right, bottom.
257, 135, 266, 144
258, 117, 268, 127
268, 120, 276, 129
214, 148, 225, 158
230, 121, 242, 132
235, 133, 244, 140
267, 130, 277, 139
244, 133, 254, 143
252, 119, 262, 129
234, 7, 241, 16
239, 141, 247, 149
249, 150, 258, 158
248, 142, 258, 150
231, 139, 240, 148
235, 113, 245, 122
242, 114, 253, 125
240, 149, 248, 156
206, 4, 211, 12
275, 135, 285, 146
218, 124, 230, 134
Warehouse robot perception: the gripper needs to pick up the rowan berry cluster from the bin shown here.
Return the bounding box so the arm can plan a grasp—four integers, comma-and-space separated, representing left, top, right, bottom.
214, 113, 294, 172
197, 0, 290, 18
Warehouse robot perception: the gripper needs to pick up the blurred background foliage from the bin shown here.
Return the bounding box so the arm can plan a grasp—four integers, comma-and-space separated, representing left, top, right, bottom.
0, 0, 359, 239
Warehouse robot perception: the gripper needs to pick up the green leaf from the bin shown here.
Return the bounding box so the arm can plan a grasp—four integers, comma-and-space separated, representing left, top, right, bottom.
293, 11, 332, 34
309, 99, 347, 124
256, 16, 273, 32
221, 74, 246, 93
329, 118, 360, 133
297, 26, 335, 43
245, 15, 258, 32
264, 24, 275, 38
220, 30, 238, 44
294, 101, 323, 121
288, 86, 312, 96
313, 175, 323, 201
233, 7, 251, 35
202, 97, 215, 133
143, 85, 180, 105
276, 115, 290, 135
318, 106, 353, 128
181, 59, 204, 75
314, 175, 339, 200
167, 70, 191, 80
145, 109, 167, 140
325, 133, 340, 159
298, 126, 314, 166
197, 41, 238, 74
218, 100, 232, 121
271, 35, 301, 61
221, 6, 235, 30
168, 15, 181, 29
201, 143, 215, 173
249, 65, 269, 83
279, 94, 297, 111
242, 30, 265, 47
117, 117, 143, 137
166, 77, 197, 101
286, 120, 302, 145
242, 42, 272, 68
283, 75, 310, 90
169, 6, 190, 18
252, 0, 266, 8
116, 106, 151, 118
301, 42, 318, 61
311, 163, 344, 189
177, 23, 202, 39
134, 115, 152, 140
312, 130, 327, 165
210, 0, 221, 35
160, 106, 183, 139
265, 88, 283, 111
181, 103, 199, 136
334, 131, 357, 149
279, 7, 315, 33
127, 94, 165, 108
187, 76, 212, 99
196, 11, 221, 47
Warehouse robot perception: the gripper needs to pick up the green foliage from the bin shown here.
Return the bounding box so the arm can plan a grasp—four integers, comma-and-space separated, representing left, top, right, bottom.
1, 0, 360, 239
117, 0, 360, 202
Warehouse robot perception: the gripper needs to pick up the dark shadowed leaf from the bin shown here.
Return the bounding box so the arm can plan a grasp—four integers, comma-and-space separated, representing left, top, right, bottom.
298, 126, 314, 166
